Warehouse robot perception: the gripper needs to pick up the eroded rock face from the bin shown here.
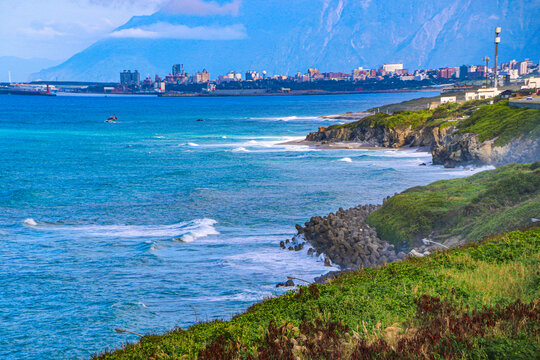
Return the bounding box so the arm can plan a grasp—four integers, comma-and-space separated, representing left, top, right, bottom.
306, 124, 539, 168
305, 124, 453, 149
432, 134, 540, 168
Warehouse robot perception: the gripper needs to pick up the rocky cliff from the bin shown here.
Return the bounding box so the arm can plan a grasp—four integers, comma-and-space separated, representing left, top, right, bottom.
306, 101, 540, 168
432, 132, 540, 168
306, 121, 453, 149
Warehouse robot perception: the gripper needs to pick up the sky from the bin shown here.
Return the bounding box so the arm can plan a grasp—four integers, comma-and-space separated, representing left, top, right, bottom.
0, 0, 165, 60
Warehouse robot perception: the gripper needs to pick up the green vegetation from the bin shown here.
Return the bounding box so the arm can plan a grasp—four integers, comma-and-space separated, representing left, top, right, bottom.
329, 99, 540, 147
458, 100, 540, 146
367, 163, 540, 247
93, 164, 540, 359
331, 99, 488, 130
95, 228, 540, 359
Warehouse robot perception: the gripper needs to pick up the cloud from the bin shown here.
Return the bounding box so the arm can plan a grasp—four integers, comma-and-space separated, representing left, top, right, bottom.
160, 0, 241, 16
22, 25, 66, 39
109, 22, 247, 40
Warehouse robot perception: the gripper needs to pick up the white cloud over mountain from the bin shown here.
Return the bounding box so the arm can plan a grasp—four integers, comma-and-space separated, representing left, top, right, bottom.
109, 22, 247, 40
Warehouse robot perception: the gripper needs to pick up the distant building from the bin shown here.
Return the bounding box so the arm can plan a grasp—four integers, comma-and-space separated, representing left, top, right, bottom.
382, 64, 404, 73
440, 96, 457, 104
120, 70, 140, 87
465, 88, 501, 101
295, 72, 310, 82
172, 64, 184, 76
218, 71, 242, 83
522, 77, 540, 89
519, 61, 529, 75
245, 70, 260, 81
324, 72, 350, 80
194, 69, 211, 83
307, 68, 320, 77
352, 67, 371, 80
459, 65, 468, 79
439, 67, 457, 79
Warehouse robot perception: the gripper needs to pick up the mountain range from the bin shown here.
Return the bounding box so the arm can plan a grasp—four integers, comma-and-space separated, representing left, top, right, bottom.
0, 57, 60, 82
32, 0, 540, 82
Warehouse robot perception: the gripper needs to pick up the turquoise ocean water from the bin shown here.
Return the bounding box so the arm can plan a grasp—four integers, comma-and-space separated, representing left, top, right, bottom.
0, 92, 489, 359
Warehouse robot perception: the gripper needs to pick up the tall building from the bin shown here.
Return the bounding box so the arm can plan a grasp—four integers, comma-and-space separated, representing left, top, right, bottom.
172, 64, 184, 76
120, 70, 140, 87
519, 61, 529, 75
459, 65, 468, 79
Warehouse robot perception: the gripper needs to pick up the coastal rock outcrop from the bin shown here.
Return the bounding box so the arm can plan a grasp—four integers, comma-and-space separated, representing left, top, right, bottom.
432, 133, 540, 168
305, 121, 539, 168
305, 122, 453, 150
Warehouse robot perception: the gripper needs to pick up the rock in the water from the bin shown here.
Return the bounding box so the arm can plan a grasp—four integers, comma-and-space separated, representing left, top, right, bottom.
324, 257, 331, 267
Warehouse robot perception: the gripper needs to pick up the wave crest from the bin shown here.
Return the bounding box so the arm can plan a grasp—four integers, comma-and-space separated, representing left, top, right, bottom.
23, 218, 219, 242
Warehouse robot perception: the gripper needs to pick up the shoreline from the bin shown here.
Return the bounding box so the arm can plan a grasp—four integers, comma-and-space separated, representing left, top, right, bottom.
282, 138, 430, 152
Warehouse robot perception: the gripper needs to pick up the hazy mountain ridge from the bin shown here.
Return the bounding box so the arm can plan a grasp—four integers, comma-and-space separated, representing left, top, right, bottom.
0, 57, 60, 82
32, 0, 540, 82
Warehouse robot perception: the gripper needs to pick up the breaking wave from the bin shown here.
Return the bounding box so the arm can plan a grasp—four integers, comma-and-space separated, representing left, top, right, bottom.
23, 218, 219, 242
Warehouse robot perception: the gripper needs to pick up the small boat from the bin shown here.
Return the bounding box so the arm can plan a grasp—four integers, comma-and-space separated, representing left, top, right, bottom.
106, 116, 117, 123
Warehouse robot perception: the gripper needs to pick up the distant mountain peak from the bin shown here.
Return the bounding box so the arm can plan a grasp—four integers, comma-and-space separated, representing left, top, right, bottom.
33, 0, 540, 82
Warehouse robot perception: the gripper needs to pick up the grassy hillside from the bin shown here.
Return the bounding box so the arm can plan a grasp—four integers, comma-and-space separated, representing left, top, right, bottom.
95, 228, 539, 359
327, 100, 540, 146
457, 100, 540, 146
367, 163, 540, 248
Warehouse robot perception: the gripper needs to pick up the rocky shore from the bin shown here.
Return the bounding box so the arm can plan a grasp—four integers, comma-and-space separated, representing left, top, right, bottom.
279, 203, 441, 284
302, 100, 540, 168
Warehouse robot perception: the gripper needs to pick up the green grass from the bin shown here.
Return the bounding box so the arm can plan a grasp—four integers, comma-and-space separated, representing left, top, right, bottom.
95, 228, 540, 359
457, 100, 540, 146
327, 100, 540, 147
366, 163, 540, 248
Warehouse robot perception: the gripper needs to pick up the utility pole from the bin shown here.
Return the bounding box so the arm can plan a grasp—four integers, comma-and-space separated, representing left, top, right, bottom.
482, 56, 490, 88
494, 27, 501, 89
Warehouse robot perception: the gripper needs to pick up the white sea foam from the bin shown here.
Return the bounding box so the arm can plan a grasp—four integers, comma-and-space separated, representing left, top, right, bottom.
174, 219, 220, 243
23, 218, 219, 242
338, 157, 353, 163
232, 147, 250, 152
23, 218, 38, 226
248, 115, 322, 122
222, 136, 227, 139
187, 142, 199, 147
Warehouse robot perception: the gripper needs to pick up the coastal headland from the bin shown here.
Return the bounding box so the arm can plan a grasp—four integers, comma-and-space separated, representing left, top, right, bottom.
90, 94, 539, 359
295, 97, 540, 168
95, 162, 540, 359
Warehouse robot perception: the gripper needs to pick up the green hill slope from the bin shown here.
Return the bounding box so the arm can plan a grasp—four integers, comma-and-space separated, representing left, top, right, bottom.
95, 227, 539, 360
367, 162, 540, 248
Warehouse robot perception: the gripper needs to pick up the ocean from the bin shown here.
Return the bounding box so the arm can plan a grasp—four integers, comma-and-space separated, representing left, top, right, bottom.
0, 92, 490, 359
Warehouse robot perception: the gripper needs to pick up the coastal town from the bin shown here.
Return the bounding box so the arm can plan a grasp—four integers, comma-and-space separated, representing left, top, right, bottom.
1, 57, 539, 98
2, 0, 540, 356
